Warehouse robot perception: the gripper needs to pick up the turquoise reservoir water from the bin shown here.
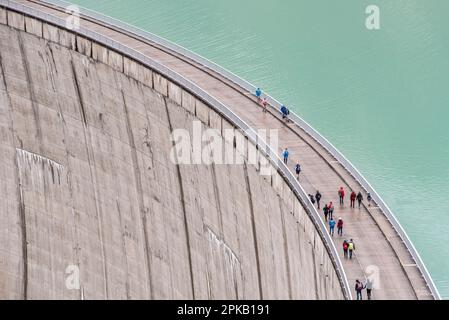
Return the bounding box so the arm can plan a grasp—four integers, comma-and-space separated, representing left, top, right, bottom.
70, 0, 449, 298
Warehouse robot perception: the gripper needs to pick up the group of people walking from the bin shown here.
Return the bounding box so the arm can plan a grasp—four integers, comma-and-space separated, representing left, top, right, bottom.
355, 278, 374, 300
266, 87, 376, 300
255, 87, 290, 120
338, 186, 373, 208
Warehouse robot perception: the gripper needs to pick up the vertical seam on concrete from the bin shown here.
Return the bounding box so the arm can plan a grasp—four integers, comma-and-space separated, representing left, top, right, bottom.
1, 53, 28, 299
14, 151, 28, 300
210, 164, 225, 239
120, 89, 154, 299
243, 162, 264, 300
311, 233, 320, 299
70, 57, 109, 298
163, 96, 196, 299
71, 65, 87, 126
116, 200, 131, 299
278, 196, 293, 299
17, 31, 43, 146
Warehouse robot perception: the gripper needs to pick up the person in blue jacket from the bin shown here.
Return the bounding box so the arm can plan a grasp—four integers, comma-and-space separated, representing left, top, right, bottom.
282, 148, 289, 164
329, 217, 336, 236
280, 105, 289, 120
255, 87, 262, 101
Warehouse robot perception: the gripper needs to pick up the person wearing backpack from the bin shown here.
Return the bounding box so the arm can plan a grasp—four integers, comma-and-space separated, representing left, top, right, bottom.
348, 239, 355, 259
337, 217, 343, 236
295, 163, 301, 179
367, 192, 372, 207
355, 279, 365, 300
315, 190, 322, 209
280, 105, 289, 120
343, 240, 349, 258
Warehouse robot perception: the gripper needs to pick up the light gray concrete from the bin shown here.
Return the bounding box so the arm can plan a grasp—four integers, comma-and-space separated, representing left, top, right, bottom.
0, 16, 343, 299
24, 16, 41, 37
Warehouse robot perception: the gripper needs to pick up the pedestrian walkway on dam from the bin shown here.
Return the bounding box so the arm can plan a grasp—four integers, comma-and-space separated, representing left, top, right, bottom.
16, 0, 433, 299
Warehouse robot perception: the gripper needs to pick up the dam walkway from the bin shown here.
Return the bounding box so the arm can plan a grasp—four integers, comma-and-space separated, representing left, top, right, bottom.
11, 0, 438, 299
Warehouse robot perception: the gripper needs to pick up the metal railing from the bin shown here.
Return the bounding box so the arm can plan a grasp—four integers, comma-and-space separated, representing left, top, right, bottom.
37, 0, 441, 300
0, 0, 353, 299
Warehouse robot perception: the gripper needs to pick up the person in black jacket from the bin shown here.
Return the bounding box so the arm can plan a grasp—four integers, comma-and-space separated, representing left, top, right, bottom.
323, 204, 329, 222
309, 194, 315, 205
315, 190, 322, 209
357, 192, 363, 209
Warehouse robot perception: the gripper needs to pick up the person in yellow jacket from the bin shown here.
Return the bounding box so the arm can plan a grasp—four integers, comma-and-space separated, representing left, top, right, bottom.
348, 239, 355, 259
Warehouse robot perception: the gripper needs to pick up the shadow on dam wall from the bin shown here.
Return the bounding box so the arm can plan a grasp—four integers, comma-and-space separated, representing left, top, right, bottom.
0, 9, 343, 299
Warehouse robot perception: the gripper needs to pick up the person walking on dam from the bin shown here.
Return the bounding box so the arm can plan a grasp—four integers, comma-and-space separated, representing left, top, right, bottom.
329, 217, 336, 236
315, 190, 322, 209
350, 191, 356, 208
255, 87, 262, 102
343, 240, 349, 258
328, 201, 334, 220
357, 191, 363, 209
348, 239, 355, 259
282, 148, 289, 164
355, 280, 365, 300
365, 278, 373, 300
295, 163, 301, 179
309, 194, 316, 206
338, 187, 345, 205
367, 192, 372, 207
280, 105, 290, 121
337, 217, 343, 236
323, 204, 329, 222
261, 97, 268, 113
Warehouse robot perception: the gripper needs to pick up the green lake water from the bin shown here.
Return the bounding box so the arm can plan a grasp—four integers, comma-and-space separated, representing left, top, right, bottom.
69, 0, 449, 298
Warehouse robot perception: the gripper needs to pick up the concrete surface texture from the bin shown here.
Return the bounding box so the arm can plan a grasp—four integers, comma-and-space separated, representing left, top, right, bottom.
0, 15, 343, 299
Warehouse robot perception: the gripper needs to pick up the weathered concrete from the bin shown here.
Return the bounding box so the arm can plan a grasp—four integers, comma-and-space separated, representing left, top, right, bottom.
0, 14, 343, 299
153, 72, 168, 97
92, 42, 108, 64
123, 57, 153, 88
0, 7, 6, 25
24, 16, 42, 37
7, 10, 24, 31
76, 36, 92, 57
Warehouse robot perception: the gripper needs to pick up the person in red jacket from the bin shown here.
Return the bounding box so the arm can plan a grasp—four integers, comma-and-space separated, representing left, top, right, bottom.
350, 191, 356, 208
338, 186, 345, 206
337, 217, 343, 236
328, 201, 334, 220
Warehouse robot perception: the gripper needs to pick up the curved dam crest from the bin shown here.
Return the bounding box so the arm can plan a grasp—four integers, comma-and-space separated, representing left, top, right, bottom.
0, 8, 343, 299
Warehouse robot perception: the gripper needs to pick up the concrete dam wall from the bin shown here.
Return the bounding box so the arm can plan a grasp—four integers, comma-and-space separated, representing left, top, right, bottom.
0, 8, 344, 299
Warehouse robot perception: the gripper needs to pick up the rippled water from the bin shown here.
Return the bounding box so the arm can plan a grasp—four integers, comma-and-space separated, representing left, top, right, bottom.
70, 0, 449, 298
